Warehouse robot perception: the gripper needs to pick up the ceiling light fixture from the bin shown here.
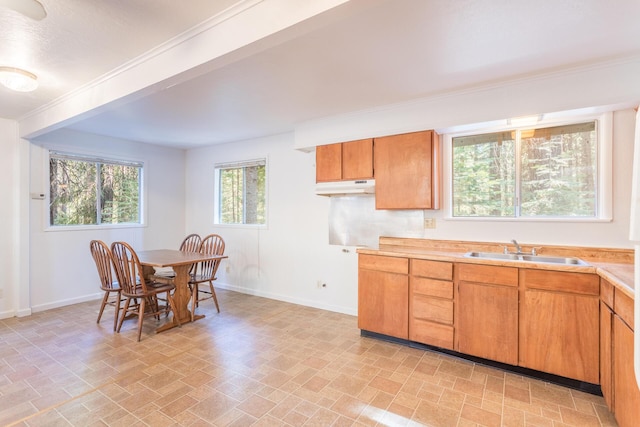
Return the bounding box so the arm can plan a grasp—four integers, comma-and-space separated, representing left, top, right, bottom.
0, 66, 38, 92
0, 0, 47, 20
507, 114, 543, 127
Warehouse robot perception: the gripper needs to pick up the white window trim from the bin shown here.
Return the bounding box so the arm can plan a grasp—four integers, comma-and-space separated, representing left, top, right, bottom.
441, 111, 612, 222
44, 147, 147, 231
213, 157, 268, 228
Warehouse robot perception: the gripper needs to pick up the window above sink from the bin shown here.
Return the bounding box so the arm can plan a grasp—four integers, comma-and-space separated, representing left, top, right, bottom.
442, 109, 613, 223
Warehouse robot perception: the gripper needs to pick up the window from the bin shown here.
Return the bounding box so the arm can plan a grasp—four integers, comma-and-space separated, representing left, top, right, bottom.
49, 152, 142, 226
215, 159, 266, 225
452, 121, 599, 218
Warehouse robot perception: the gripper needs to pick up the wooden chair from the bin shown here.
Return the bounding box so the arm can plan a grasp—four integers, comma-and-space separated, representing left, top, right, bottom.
190, 234, 225, 320
89, 240, 122, 331
152, 233, 202, 282
180, 233, 202, 252
110, 241, 181, 341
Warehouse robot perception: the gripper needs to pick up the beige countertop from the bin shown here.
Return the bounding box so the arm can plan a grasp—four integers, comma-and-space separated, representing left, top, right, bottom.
357, 237, 635, 299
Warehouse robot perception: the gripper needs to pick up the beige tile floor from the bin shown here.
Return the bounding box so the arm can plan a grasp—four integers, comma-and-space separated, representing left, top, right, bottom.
0, 289, 619, 427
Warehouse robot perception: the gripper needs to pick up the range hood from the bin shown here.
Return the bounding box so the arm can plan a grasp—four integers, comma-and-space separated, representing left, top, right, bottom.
315, 179, 375, 196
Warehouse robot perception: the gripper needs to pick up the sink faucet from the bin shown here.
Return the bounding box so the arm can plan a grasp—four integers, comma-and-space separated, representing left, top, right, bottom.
511, 239, 523, 255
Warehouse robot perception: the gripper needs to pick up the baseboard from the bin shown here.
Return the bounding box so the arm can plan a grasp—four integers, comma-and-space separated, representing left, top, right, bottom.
215, 282, 357, 316
30, 292, 102, 313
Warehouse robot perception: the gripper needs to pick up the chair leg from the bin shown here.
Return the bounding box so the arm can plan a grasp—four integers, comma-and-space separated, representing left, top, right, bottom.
208, 281, 220, 313
116, 297, 131, 333
137, 298, 146, 342
97, 291, 109, 324
113, 292, 121, 332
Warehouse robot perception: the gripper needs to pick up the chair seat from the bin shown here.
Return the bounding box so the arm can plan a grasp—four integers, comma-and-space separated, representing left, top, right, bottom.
123, 281, 175, 297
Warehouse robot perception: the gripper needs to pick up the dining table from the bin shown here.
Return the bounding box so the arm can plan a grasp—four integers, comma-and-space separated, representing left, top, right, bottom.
136, 249, 228, 332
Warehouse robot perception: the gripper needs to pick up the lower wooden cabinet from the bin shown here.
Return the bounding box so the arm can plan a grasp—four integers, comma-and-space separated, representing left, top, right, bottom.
357, 254, 639, 426
613, 315, 640, 427
600, 300, 613, 409
457, 264, 519, 365
409, 260, 454, 349
358, 254, 409, 339
519, 269, 599, 383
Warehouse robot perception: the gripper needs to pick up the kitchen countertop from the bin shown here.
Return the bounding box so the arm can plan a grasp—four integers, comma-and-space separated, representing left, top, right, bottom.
357, 237, 635, 299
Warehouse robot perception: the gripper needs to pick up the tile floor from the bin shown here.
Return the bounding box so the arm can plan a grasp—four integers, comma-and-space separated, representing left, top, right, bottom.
0, 289, 619, 426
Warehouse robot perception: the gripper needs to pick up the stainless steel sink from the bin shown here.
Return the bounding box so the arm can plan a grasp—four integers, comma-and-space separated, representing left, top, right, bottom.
464, 251, 589, 266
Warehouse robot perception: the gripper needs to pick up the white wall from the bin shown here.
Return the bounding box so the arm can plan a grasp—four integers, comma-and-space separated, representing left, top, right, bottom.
0, 119, 29, 318
185, 133, 359, 315
27, 129, 187, 312
184, 109, 636, 317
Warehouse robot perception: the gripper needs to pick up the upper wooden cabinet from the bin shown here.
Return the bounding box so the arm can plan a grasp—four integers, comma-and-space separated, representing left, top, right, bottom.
315, 139, 373, 182
374, 130, 440, 210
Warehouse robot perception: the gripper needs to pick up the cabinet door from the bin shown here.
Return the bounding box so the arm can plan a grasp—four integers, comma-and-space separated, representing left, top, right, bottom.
519, 290, 599, 383
374, 130, 439, 210
613, 316, 640, 427
600, 301, 613, 409
358, 258, 409, 339
316, 143, 342, 182
457, 282, 518, 365
342, 139, 373, 180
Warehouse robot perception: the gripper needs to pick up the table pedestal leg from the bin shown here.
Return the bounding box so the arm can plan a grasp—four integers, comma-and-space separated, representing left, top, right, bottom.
154, 264, 205, 333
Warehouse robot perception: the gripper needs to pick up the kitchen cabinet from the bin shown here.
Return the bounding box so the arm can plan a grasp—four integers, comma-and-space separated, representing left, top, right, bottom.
374, 130, 440, 210
316, 138, 373, 182
613, 315, 640, 427
409, 259, 454, 349
600, 279, 640, 427
600, 279, 614, 409
519, 269, 599, 383
612, 287, 640, 427
457, 264, 519, 365
358, 254, 408, 339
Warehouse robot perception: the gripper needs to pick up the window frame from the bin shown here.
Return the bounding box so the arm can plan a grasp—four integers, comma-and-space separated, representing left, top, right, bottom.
443, 111, 612, 222
213, 158, 268, 228
46, 149, 146, 230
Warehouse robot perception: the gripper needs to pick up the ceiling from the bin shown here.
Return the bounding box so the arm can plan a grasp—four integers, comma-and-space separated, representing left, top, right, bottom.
3, 0, 640, 148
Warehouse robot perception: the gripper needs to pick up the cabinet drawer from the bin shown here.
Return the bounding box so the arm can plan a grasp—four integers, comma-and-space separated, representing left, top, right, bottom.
359, 254, 408, 274
411, 277, 453, 299
457, 263, 518, 287
615, 289, 634, 329
601, 278, 614, 309
409, 318, 454, 349
411, 259, 453, 280
412, 294, 453, 325
520, 269, 599, 295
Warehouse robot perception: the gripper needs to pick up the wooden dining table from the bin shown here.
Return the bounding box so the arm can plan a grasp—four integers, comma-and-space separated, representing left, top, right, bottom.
137, 249, 228, 332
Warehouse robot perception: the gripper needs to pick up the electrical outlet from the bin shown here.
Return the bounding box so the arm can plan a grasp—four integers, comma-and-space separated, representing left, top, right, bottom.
424, 218, 436, 228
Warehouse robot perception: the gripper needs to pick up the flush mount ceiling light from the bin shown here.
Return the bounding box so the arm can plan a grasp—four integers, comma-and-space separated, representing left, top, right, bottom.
0, 66, 38, 92
0, 0, 47, 20
507, 114, 543, 127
